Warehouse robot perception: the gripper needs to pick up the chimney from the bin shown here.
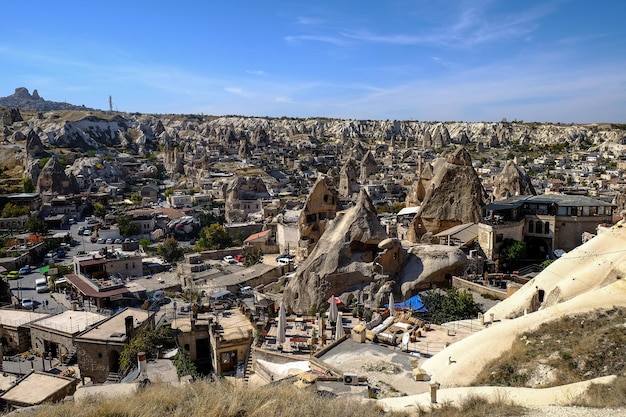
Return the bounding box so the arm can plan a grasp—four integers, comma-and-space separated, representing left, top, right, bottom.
125, 315, 134, 339
137, 351, 147, 376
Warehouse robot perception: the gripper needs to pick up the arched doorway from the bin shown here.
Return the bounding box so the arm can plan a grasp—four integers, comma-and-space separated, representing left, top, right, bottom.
109, 350, 120, 373
525, 237, 550, 260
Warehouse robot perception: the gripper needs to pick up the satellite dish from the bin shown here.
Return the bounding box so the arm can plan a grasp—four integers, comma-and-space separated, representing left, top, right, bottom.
401, 332, 410, 345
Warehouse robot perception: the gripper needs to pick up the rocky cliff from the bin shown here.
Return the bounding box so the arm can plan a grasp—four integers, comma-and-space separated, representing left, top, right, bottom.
407, 147, 487, 240
2, 99, 626, 153
0, 87, 95, 112
491, 160, 536, 200
284, 189, 388, 314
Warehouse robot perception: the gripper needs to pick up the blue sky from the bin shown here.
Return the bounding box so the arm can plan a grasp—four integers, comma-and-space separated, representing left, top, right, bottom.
1, 1, 625, 123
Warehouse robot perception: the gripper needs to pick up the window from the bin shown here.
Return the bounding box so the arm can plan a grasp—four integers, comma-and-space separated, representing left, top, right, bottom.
544, 222, 550, 234
496, 234, 503, 243
535, 222, 542, 234
528, 220, 534, 233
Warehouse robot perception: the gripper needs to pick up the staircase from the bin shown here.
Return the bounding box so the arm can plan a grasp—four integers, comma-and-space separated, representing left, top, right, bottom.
516, 264, 544, 277
62, 345, 77, 366
106, 371, 121, 383
243, 345, 255, 384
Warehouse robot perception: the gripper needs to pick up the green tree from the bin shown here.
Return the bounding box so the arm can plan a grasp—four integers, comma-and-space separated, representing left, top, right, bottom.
22, 177, 35, 193
244, 250, 263, 267
157, 238, 184, 263
194, 224, 232, 251
1, 203, 29, 218
119, 327, 174, 374
500, 239, 525, 260
420, 287, 484, 324
139, 237, 151, 251
24, 215, 47, 234
173, 348, 198, 378
38, 157, 50, 169
116, 215, 141, 237
198, 210, 224, 227
93, 202, 107, 219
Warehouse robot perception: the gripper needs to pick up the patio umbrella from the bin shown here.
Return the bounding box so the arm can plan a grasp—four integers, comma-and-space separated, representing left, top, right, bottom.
335, 312, 345, 340
388, 292, 395, 316
328, 294, 339, 322
276, 301, 286, 345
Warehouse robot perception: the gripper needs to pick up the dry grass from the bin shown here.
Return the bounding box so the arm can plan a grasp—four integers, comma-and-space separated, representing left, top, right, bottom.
571, 375, 626, 408
3, 379, 535, 417
9, 379, 403, 417
430, 394, 527, 417
473, 307, 626, 388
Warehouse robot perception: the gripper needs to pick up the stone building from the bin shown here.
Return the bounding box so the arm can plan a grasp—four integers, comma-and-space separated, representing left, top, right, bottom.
75, 308, 154, 384
29, 310, 106, 360
479, 194, 615, 260
0, 310, 49, 354
173, 308, 253, 375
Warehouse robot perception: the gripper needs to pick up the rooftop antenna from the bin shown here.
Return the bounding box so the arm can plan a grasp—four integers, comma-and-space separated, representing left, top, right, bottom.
109, 95, 113, 113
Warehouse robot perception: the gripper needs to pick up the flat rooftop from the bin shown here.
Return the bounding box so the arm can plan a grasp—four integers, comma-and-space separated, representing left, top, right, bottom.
31, 310, 107, 335
0, 372, 76, 406
0, 309, 49, 328
76, 308, 151, 343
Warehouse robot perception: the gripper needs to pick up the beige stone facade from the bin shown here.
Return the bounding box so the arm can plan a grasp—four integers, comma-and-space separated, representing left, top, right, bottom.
297, 175, 338, 260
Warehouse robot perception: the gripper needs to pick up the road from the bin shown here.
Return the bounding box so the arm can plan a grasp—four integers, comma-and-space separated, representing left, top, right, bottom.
10, 218, 118, 312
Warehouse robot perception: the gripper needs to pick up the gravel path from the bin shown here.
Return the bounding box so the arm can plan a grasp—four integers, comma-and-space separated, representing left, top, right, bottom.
522, 406, 626, 417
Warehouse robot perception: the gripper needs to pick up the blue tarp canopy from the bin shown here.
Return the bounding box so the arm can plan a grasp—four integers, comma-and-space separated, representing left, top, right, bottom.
386, 294, 427, 312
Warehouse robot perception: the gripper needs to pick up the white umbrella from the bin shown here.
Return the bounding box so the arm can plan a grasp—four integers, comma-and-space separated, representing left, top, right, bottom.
276, 301, 286, 345
329, 294, 339, 322
335, 312, 345, 340
388, 292, 395, 316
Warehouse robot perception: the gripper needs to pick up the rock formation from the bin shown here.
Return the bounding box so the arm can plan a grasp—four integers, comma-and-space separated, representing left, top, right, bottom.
224, 176, 272, 224
338, 157, 359, 197
359, 150, 379, 181
398, 245, 468, 296
26, 129, 45, 158
491, 160, 536, 200
0, 87, 94, 112
285, 189, 388, 314
37, 156, 75, 195
407, 146, 486, 241
297, 175, 339, 259
0, 107, 22, 126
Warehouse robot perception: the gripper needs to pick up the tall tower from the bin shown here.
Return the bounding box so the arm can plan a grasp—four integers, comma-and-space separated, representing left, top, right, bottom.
109, 95, 113, 113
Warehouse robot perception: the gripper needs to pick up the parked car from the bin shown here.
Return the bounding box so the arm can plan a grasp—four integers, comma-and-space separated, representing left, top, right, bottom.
21, 297, 34, 309
83, 229, 92, 236
106, 238, 113, 245
114, 238, 122, 244
96, 238, 105, 244
277, 258, 293, 266
223, 255, 235, 264
18, 266, 31, 275
152, 289, 165, 305
78, 226, 85, 234
7, 270, 20, 280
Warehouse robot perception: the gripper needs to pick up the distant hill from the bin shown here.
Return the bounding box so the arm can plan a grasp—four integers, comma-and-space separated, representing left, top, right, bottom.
0, 87, 98, 112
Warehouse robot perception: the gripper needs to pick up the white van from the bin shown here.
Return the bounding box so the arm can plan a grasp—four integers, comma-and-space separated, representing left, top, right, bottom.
35, 278, 48, 293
